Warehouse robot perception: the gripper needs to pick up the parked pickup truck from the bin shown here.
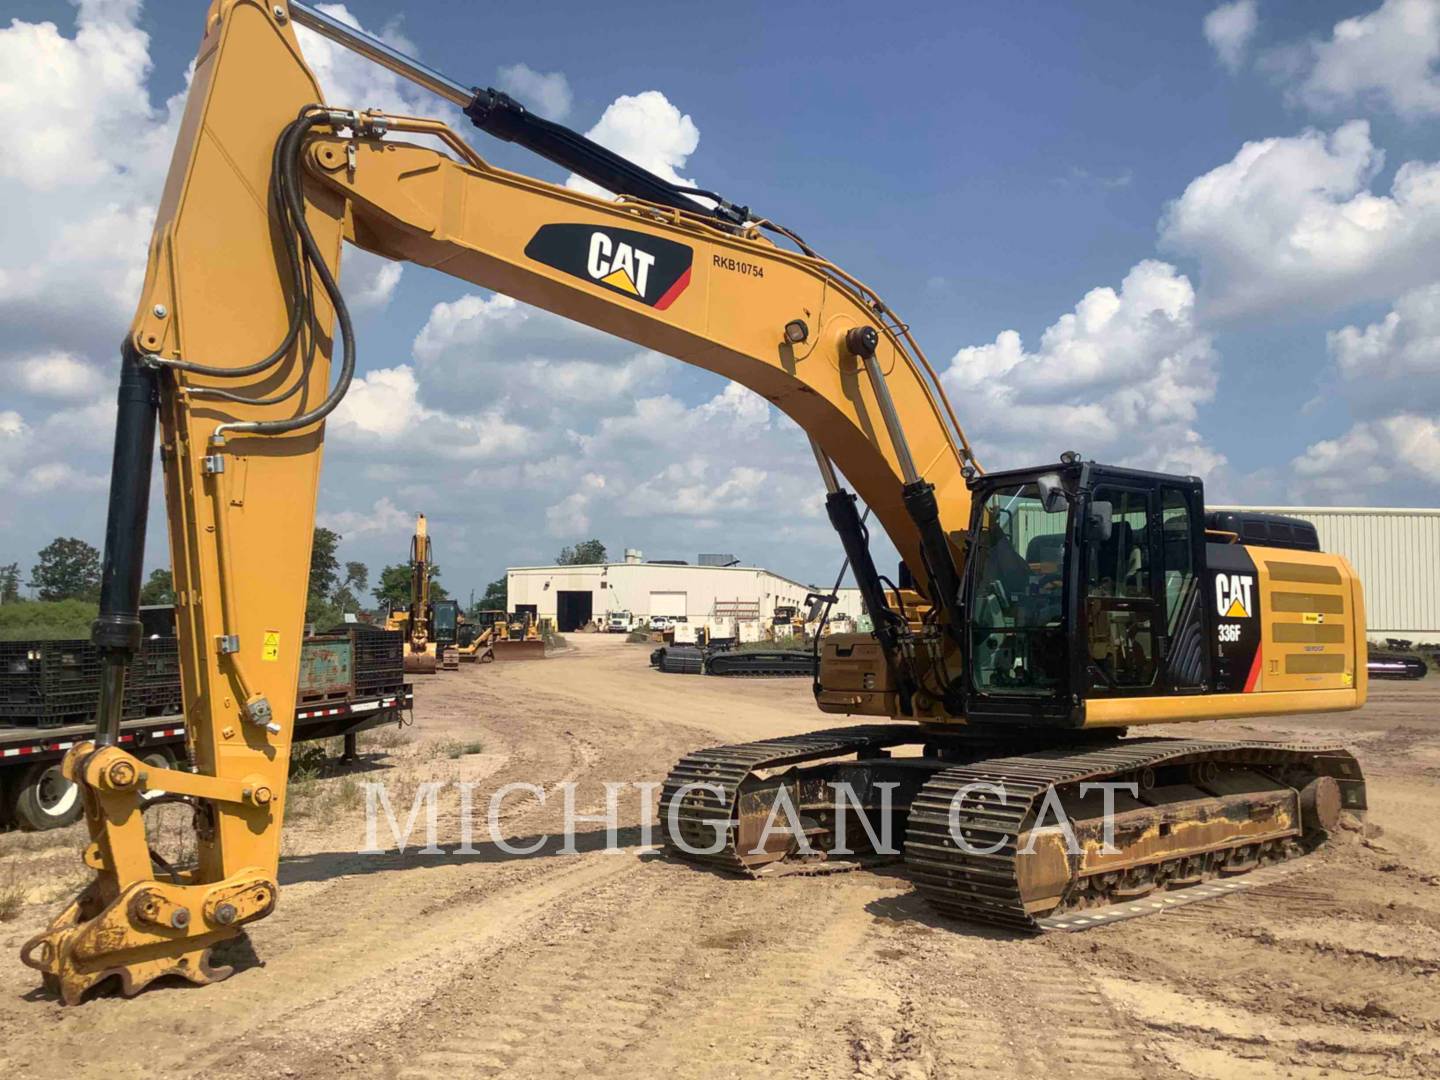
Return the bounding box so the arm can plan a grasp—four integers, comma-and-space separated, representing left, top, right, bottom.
0, 621, 411, 830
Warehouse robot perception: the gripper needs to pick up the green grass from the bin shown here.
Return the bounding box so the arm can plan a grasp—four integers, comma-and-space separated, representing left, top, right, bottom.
0, 599, 99, 641
289, 743, 332, 780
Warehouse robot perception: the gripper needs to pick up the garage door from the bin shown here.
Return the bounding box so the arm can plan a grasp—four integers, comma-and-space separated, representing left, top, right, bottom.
649, 591, 688, 618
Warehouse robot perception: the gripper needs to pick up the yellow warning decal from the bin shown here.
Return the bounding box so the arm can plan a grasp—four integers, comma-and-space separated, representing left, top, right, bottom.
262, 631, 280, 662
1303, 612, 1324, 624
1223, 597, 1249, 619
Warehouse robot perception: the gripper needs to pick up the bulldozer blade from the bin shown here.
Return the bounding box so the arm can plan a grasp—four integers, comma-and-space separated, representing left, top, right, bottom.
493, 640, 546, 661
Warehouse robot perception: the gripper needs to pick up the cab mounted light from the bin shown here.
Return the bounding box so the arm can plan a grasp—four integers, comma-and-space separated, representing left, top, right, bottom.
1059, 449, 1081, 465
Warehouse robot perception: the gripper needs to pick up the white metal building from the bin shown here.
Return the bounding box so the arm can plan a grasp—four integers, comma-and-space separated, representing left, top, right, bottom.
1214, 506, 1440, 644
507, 550, 834, 632
510, 507, 1439, 643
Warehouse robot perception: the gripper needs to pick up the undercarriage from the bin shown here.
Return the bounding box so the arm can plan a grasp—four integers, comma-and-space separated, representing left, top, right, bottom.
659, 726, 1366, 930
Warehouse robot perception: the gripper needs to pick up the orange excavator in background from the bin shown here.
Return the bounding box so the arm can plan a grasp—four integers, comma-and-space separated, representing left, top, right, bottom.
22, 0, 1366, 1004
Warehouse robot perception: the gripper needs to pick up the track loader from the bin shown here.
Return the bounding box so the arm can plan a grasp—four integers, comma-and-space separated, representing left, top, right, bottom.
492, 612, 546, 662
458, 609, 516, 662
22, 0, 1366, 1003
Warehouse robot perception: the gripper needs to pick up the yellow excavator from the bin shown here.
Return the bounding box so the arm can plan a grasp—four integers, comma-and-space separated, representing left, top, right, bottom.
22, 0, 1366, 1003
383, 513, 453, 673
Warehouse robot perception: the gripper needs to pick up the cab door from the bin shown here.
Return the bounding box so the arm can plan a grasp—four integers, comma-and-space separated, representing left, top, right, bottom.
1082, 483, 1160, 695
1157, 484, 1209, 691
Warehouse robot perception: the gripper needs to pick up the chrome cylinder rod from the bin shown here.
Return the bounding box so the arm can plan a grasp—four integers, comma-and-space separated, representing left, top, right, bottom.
809, 438, 842, 495
289, 1, 473, 108
862, 352, 920, 485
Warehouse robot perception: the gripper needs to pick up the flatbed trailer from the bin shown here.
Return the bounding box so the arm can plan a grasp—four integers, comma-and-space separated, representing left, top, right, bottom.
0, 686, 412, 830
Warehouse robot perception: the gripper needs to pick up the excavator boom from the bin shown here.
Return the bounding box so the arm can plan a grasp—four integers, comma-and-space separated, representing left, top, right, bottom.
21, 0, 1365, 1003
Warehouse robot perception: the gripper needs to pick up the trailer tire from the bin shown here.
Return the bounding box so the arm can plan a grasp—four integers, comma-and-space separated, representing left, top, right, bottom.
138, 747, 175, 770
136, 747, 176, 803
12, 761, 83, 831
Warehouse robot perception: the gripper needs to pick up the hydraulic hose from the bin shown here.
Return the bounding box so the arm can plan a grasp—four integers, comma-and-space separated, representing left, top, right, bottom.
212, 110, 357, 437
155, 114, 314, 380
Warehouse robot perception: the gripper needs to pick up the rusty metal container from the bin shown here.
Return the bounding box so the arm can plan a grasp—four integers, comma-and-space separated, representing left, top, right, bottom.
298, 635, 354, 701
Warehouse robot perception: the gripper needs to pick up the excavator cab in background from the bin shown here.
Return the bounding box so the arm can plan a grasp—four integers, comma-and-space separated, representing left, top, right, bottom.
432, 599, 461, 671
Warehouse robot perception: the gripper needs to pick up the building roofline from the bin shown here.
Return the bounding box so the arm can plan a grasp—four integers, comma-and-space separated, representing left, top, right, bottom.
1211, 504, 1440, 517
506, 562, 822, 591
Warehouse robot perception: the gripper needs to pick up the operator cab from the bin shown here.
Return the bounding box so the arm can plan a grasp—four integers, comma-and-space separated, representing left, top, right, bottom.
960, 460, 1209, 726
432, 598, 460, 646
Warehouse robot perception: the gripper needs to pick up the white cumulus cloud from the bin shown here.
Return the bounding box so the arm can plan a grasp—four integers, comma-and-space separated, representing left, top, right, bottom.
411, 292, 669, 416
9, 351, 107, 400
495, 63, 573, 121
20, 461, 106, 494
1204, 1, 1259, 72
1159, 120, 1440, 320
328, 364, 532, 462
566, 91, 700, 200
294, 3, 433, 115
1292, 414, 1440, 501
545, 473, 606, 537
0, 0, 182, 359
1288, 284, 1440, 503
317, 495, 415, 538
1327, 282, 1440, 416
943, 260, 1223, 478
1283, 0, 1440, 118
342, 245, 403, 311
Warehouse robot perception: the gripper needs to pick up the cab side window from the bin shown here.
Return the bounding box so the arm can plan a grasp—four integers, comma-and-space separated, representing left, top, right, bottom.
1085, 487, 1157, 690
1087, 490, 1150, 598
1161, 487, 1195, 633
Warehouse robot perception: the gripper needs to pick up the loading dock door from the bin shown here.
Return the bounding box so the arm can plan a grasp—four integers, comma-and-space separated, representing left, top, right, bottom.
555, 591, 593, 632
649, 591, 688, 619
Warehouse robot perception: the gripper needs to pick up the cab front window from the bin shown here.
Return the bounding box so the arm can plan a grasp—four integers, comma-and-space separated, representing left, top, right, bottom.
968, 483, 1069, 696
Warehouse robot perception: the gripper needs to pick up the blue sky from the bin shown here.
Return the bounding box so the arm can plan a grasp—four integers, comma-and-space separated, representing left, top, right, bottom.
2, 0, 1439, 604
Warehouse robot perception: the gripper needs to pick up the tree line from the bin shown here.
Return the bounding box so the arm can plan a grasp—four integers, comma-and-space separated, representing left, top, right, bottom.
2, 533, 609, 626
2, 531, 432, 626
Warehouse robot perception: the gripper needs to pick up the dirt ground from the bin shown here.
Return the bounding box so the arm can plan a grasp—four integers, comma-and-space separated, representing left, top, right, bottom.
1, 633, 1438, 1079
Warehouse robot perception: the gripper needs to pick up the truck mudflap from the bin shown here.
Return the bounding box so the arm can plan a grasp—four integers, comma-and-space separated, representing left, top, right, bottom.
905, 738, 1366, 932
